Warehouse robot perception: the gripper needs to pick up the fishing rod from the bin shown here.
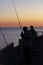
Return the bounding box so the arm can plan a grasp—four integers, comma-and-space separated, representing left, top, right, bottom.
0, 27, 8, 46
11, 0, 22, 31
0, 27, 16, 64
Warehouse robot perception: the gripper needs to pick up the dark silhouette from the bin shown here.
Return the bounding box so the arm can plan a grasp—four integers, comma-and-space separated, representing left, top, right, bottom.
20, 25, 38, 64
0, 42, 15, 65
21, 26, 31, 64
29, 25, 37, 37
0, 25, 41, 65
29, 25, 37, 49
21, 26, 30, 39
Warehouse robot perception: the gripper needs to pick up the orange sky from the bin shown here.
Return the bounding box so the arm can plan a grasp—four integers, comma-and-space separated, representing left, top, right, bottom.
0, 0, 43, 27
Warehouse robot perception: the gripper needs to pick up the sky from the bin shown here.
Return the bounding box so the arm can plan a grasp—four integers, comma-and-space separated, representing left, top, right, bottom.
0, 0, 43, 27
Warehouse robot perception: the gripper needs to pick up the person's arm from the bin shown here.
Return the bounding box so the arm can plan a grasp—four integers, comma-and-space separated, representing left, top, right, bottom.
21, 32, 24, 39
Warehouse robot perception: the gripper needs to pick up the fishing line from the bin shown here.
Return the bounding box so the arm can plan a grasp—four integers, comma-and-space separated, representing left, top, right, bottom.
0, 27, 16, 64
10, 0, 22, 31
0, 27, 8, 46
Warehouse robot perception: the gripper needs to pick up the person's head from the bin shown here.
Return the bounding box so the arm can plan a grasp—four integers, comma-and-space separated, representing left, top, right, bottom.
30, 25, 34, 30
23, 26, 28, 32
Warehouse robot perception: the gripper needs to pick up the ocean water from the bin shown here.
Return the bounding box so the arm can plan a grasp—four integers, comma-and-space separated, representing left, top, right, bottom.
0, 27, 43, 49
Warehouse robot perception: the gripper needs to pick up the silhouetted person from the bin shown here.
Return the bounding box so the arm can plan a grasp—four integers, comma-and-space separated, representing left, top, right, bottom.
21, 26, 31, 64
30, 25, 37, 37
29, 25, 37, 49
21, 26, 30, 39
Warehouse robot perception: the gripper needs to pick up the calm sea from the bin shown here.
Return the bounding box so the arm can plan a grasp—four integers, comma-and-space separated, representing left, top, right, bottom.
0, 27, 43, 49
